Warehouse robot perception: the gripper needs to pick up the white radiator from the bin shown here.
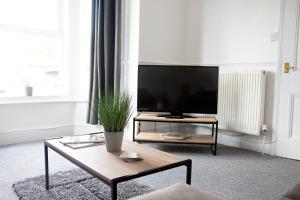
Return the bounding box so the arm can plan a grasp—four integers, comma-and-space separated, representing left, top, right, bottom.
209, 70, 266, 135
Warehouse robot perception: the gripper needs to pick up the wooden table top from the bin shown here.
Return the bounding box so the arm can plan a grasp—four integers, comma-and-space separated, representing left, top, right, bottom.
45, 139, 188, 181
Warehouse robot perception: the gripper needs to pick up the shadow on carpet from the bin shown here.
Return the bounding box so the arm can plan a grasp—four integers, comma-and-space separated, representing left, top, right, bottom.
12, 168, 153, 200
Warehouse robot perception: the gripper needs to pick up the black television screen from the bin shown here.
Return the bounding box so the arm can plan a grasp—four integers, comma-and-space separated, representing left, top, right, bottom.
137, 65, 219, 115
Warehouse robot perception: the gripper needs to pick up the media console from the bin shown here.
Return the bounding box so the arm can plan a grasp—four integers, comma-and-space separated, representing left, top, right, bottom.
132, 113, 219, 155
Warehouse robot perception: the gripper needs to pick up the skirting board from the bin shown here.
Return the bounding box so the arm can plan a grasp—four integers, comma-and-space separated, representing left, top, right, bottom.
0, 124, 101, 146
218, 133, 274, 155
0, 126, 73, 146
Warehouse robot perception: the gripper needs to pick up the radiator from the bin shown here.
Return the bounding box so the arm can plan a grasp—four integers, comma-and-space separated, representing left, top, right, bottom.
209, 70, 266, 135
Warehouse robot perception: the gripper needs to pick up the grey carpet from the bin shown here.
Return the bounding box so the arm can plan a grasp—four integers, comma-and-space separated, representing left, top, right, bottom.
13, 168, 153, 200
1, 141, 300, 200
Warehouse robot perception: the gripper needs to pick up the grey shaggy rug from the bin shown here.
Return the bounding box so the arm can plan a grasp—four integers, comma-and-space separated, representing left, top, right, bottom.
12, 169, 153, 200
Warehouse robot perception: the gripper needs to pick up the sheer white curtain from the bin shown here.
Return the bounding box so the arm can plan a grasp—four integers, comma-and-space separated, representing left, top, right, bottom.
121, 0, 140, 139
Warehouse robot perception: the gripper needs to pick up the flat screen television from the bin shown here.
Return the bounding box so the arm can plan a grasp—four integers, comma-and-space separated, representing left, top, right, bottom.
137, 65, 219, 118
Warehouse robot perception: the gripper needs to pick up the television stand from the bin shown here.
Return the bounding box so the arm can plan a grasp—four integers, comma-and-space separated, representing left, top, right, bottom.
132, 113, 218, 155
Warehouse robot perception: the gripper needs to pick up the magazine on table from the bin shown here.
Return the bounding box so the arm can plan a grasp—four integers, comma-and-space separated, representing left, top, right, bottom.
59, 133, 105, 149
63, 142, 103, 149
60, 133, 104, 144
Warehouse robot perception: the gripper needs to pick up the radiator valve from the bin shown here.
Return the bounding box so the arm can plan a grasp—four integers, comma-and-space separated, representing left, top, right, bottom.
261, 124, 268, 132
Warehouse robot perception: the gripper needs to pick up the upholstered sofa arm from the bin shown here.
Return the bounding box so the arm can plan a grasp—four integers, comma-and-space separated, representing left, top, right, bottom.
130, 183, 222, 200
280, 182, 300, 200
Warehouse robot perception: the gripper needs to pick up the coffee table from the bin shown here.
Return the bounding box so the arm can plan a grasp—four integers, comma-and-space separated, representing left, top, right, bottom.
44, 138, 192, 200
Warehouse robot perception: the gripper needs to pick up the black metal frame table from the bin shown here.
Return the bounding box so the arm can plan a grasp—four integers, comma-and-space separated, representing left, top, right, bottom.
133, 113, 219, 155
44, 139, 192, 200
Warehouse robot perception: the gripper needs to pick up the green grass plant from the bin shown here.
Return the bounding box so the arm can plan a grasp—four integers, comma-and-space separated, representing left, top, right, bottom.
98, 92, 132, 132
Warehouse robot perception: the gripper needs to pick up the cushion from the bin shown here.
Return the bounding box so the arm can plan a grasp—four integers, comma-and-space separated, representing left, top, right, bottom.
280, 182, 300, 200
130, 183, 221, 200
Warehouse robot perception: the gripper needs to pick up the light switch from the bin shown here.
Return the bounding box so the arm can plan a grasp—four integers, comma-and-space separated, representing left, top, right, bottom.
270, 32, 278, 41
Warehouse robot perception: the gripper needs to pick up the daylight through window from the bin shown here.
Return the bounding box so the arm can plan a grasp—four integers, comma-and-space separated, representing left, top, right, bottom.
0, 0, 67, 97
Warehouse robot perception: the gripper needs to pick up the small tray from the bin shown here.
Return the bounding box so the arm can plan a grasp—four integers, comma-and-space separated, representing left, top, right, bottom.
120, 151, 143, 162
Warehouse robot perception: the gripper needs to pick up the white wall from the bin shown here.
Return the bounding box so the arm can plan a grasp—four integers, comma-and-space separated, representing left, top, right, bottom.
139, 0, 187, 64
138, 0, 282, 154
0, 101, 74, 145
185, 0, 280, 64
139, 0, 281, 64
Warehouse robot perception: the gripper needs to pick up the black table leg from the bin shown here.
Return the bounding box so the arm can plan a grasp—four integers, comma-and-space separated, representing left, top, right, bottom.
185, 159, 192, 185
44, 144, 49, 190
111, 181, 117, 200
214, 122, 218, 156
133, 119, 136, 141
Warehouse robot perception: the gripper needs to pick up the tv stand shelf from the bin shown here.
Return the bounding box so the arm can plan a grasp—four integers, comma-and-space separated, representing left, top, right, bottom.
133, 113, 219, 155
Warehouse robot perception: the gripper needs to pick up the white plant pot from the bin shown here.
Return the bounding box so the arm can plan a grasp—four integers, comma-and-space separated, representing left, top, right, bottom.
25, 86, 33, 96
104, 131, 124, 152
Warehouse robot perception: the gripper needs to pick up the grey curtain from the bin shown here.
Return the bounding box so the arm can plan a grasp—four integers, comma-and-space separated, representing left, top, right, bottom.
87, 0, 122, 124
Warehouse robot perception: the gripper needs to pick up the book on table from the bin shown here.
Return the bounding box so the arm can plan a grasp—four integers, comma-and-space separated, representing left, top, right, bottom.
63, 142, 103, 149
60, 133, 104, 144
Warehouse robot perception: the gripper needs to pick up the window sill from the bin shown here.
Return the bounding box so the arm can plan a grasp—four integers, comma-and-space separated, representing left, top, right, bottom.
0, 96, 88, 105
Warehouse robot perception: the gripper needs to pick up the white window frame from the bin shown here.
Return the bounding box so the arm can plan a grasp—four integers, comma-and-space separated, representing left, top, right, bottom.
0, 0, 69, 99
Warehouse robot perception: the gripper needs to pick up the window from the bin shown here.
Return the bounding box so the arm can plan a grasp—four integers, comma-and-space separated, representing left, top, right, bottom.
0, 0, 67, 97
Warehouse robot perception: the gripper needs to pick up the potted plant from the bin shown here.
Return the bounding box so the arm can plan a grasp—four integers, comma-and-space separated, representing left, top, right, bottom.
98, 92, 132, 152
24, 84, 33, 97
22, 75, 33, 96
